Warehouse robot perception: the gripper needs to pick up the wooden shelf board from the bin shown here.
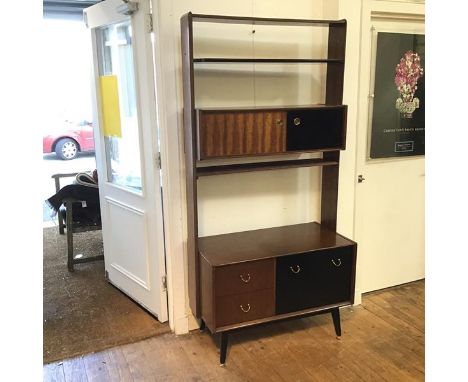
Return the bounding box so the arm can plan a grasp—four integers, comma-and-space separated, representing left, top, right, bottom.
196, 158, 339, 177
196, 104, 346, 112
194, 58, 344, 64
190, 13, 346, 27
199, 221, 356, 266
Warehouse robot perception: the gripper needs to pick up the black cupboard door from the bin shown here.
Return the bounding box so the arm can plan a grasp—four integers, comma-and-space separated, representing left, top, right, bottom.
275, 247, 354, 314
286, 108, 346, 151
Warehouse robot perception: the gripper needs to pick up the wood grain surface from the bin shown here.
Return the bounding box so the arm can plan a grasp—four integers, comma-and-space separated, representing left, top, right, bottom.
199, 222, 355, 266
199, 111, 286, 159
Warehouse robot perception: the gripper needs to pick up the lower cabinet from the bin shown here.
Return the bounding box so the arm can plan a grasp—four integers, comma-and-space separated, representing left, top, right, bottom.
199, 222, 356, 332
198, 222, 357, 364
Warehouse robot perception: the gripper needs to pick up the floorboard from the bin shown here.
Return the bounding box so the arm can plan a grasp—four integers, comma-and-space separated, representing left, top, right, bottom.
44, 280, 425, 382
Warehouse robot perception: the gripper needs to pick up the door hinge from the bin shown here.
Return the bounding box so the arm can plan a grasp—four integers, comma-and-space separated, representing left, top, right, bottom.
161, 275, 167, 291
146, 13, 153, 33
156, 152, 161, 169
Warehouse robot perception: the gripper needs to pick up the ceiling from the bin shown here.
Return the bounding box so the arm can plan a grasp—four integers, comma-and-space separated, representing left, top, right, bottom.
43, 0, 101, 19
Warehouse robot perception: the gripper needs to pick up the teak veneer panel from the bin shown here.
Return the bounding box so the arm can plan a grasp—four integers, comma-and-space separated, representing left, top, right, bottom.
198, 110, 286, 159
199, 222, 355, 266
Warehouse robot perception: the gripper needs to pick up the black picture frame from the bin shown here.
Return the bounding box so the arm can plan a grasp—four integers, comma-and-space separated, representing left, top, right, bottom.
369, 32, 425, 159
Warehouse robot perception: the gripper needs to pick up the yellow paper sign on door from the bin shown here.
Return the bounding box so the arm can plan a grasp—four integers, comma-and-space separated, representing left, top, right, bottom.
99, 75, 122, 138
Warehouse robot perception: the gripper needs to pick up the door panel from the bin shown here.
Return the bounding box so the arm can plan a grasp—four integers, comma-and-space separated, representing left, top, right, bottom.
106, 198, 150, 289
355, 17, 425, 293
85, 0, 168, 320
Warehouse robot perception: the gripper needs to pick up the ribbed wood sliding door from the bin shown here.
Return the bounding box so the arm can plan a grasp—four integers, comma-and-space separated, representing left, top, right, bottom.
198, 111, 286, 159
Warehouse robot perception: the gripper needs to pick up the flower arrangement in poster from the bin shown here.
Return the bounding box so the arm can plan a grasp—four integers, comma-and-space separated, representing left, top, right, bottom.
394, 51, 424, 118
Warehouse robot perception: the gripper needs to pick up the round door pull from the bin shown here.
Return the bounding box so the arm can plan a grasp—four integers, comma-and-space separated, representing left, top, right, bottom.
293, 117, 301, 126
239, 273, 251, 283
290, 265, 301, 274
240, 303, 251, 313
332, 258, 342, 267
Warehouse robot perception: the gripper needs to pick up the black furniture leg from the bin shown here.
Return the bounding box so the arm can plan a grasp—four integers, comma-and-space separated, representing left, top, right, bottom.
199, 319, 206, 331
66, 200, 74, 272
331, 307, 341, 337
54, 177, 65, 235
220, 332, 229, 366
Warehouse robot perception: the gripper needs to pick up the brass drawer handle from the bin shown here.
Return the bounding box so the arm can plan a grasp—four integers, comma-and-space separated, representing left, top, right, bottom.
276, 119, 283, 126
240, 303, 251, 313
290, 265, 301, 274
293, 117, 301, 126
239, 273, 251, 283
332, 258, 342, 267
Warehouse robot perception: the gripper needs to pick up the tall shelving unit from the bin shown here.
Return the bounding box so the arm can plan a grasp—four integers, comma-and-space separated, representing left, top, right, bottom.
181, 12, 357, 365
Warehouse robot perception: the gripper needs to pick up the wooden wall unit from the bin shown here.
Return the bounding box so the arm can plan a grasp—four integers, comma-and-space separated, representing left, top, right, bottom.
181, 12, 356, 365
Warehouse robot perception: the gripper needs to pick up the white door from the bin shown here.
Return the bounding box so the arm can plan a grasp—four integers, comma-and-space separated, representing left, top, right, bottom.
84, 0, 168, 321
355, 17, 425, 293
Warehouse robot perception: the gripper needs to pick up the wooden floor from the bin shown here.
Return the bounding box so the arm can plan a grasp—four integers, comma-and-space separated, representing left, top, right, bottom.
44, 280, 424, 382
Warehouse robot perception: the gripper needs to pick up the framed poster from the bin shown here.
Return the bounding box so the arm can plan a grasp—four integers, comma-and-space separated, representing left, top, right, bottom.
369, 32, 425, 159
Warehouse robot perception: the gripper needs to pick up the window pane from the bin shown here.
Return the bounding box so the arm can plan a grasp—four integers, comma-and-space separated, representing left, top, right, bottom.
97, 21, 142, 192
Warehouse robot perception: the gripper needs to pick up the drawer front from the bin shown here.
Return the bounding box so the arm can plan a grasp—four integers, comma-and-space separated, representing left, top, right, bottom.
276, 246, 354, 314
198, 111, 286, 159
215, 289, 275, 328
286, 107, 346, 151
215, 259, 275, 297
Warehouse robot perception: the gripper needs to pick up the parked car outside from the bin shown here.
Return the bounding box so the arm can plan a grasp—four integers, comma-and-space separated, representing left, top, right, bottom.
43, 119, 95, 160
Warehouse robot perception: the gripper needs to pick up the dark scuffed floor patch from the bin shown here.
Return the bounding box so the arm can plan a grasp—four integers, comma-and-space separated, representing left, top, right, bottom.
43, 226, 170, 364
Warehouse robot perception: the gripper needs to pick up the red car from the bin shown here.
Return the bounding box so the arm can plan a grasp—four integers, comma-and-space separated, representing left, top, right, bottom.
43, 120, 95, 160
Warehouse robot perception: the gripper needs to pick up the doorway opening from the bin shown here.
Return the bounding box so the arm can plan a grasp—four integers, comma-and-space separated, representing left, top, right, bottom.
42, 1, 169, 364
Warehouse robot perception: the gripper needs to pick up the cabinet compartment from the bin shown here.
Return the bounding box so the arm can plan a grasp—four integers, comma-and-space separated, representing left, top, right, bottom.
215, 259, 275, 297
215, 289, 275, 327
196, 106, 347, 160
198, 110, 286, 159
276, 246, 354, 314
286, 107, 347, 151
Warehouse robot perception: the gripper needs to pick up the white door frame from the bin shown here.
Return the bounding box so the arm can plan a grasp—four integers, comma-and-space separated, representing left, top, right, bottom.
149, 0, 194, 334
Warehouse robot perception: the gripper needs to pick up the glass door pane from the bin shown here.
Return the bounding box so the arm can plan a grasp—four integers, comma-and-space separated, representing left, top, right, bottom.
96, 20, 142, 192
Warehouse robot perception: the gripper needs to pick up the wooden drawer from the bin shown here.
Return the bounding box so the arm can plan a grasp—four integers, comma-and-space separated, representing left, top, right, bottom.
276, 246, 355, 314
215, 259, 275, 297
286, 107, 347, 151
215, 289, 275, 327
197, 110, 286, 159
